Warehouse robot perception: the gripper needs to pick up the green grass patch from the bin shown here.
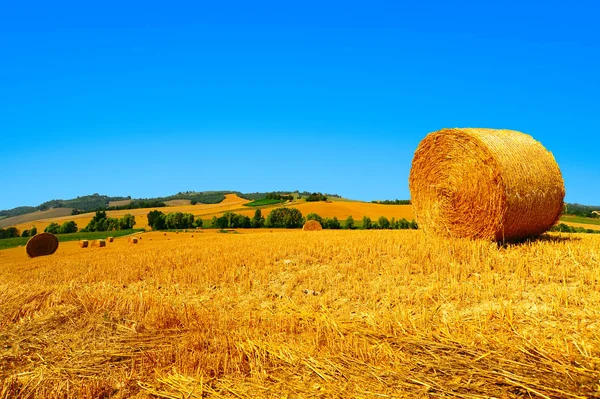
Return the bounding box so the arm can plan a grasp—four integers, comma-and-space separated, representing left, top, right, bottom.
560, 215, 600, 226
244, 199, 285, 207
0, 229, 144, 251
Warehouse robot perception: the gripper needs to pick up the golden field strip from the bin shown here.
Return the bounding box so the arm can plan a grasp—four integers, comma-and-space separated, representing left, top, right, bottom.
7, 194, 599, 234
1, 229, 600, 398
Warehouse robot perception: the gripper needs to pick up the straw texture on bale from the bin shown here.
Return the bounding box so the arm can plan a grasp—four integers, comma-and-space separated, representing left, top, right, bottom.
25, 233, 59, 258
303, 220, 323, 231
79, 240, 89, 248
409, 128, 565, 241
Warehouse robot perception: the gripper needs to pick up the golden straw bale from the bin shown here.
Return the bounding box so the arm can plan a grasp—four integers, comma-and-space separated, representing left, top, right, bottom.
303, 220, 323, 231
107, 237, 114, 243
409, 128, 565, 241
79, 240, 89, 248
129, 237, 139, 244
96, 240, 106, 248
26, 233, 59, 258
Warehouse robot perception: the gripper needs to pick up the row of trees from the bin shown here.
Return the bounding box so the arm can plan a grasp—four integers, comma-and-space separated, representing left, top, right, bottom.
550, 223, 600, 234
371, 199, 411, 205
361, 216, 418, 230
147, 210, 203, 230
0, 227, 20, 239
304, 192, 328, 202
81, 211, 136, 232
265, 192, 294, 201
45, 221, 77, 234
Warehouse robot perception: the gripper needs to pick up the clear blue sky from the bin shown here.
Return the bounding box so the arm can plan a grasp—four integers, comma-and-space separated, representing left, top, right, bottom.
1, 1, 598, 210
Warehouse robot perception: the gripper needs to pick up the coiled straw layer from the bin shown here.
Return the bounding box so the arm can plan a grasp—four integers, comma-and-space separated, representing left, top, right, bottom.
26, 233, 59, 258
409, 128, 565, 241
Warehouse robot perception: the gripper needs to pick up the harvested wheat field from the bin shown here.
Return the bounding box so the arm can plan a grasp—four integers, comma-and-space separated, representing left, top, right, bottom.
1, 230, 600, 398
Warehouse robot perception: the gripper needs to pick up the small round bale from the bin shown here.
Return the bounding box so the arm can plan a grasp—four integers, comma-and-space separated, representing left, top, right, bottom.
107, 237, 114, 243
79, 240, 89, 248
26, 233, 59, 258
303, 220, 323, 231
129, 237, 139, 244
409, 128, 565, 241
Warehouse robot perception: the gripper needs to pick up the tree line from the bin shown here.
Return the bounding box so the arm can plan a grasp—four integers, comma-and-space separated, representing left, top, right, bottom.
371, 199, 412, 205
145, 208, 419, 231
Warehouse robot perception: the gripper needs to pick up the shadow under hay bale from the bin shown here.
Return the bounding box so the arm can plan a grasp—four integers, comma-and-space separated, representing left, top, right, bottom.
79, 240, 89, 248
26, 233, 59, 258
409, 128, 565, 241
303, 220, 323, 231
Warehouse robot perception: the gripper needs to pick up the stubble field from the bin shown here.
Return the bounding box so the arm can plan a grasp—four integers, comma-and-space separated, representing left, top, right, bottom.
1, 229, 599, 398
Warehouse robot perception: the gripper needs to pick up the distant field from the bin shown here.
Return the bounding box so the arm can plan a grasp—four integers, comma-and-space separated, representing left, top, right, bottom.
0, 208, 74, 229
0, 229, 144, 251
561, 215, 600, 226
244, 198, 285, 207
165, 199, 192, 206
107, 199, 132, 207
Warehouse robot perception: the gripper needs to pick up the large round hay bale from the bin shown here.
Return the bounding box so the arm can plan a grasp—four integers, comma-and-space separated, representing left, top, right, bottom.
26, 233, 59, 258
409, 128, 565, 241
303, 220, 323, 231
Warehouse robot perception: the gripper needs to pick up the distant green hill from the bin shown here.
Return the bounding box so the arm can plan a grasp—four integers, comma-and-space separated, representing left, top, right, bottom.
0, 190, 309, 220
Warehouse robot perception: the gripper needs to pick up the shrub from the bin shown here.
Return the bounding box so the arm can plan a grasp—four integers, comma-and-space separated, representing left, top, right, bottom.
344, 216, 355, 230
59, 221, 78, 234
45, 223, 60, 234
362, 216, 372, 230
378, 216, 390, 229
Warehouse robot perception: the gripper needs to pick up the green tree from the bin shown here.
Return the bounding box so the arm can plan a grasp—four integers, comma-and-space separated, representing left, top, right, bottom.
398, 218, 410, 229
45, 223, 60, 234
59, 221, 78, 234
30, 226, 38, 236
378, 216, 390, 229
215, 215, 229, 229
251, 209, 265, 228
147, 210, 166, 230
21, 229, 29, 237
92, 210, 107, 223
266, 208, 303, 228
344, 216, 355, 229
362, 216, 372, 230
194, 217, 203, 228
325, 216, 340, 229
190, 199, 198, 205
409, 219, 418, 230
119, 214, 136, 230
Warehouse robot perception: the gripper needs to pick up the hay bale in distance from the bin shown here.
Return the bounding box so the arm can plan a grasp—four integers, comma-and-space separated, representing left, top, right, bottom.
409, 128, 565, 241
96, 239, 106, 248
26, 233, 59, 258
79, 240, 89, 248
107, 237, 114, 243
303, 220, 323, 231
129, 237, 139, 244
